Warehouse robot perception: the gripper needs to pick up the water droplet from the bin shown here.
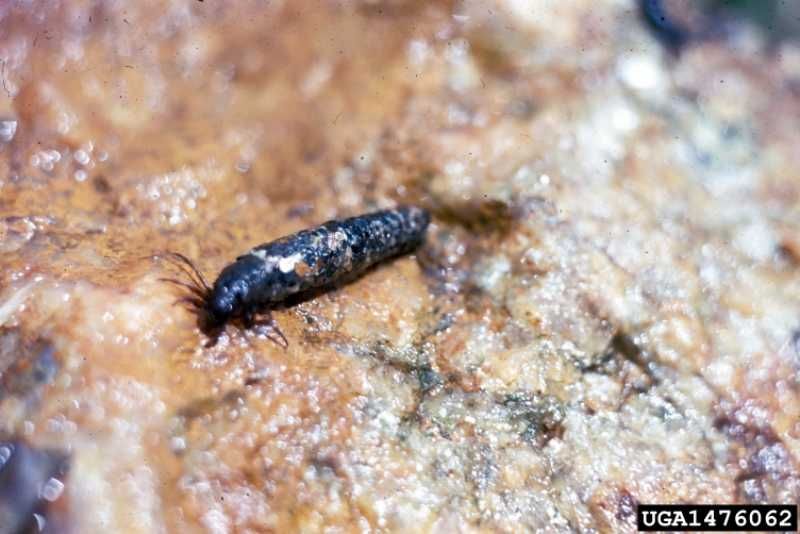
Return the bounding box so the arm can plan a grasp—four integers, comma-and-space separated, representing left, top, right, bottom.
0, 444, 13, 467
0, 120, 17, 142
40, 477, 64, 501
170, 436, 186, 453
74, 150, 90, 166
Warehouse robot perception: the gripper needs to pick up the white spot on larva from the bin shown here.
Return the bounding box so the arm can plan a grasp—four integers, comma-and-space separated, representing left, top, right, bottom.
251, 249, 267, 260
278, 253, 303, 273
327, 230, 347, 249
264, 256, 279, 271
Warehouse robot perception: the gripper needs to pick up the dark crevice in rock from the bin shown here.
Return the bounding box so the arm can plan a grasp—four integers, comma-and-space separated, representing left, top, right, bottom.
0, 329, 60, 409
714, 402, 800, 503
0, 439, 70, 534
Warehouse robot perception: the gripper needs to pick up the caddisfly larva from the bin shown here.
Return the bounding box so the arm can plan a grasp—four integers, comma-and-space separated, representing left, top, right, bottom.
160, 206, 431, 347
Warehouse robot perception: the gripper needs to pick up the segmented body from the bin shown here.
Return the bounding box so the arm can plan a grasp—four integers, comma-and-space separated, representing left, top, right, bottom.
206, 206, 430, 325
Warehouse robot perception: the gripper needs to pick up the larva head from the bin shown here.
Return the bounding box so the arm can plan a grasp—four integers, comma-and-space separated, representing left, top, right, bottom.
206, 255, 262, 328
205, 285, 236, 328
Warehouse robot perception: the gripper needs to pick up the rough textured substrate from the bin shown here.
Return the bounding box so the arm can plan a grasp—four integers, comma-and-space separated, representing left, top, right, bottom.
1, 1, 800, 532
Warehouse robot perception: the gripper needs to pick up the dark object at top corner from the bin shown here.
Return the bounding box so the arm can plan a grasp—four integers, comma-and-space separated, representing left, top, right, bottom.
639, 0, 692, 52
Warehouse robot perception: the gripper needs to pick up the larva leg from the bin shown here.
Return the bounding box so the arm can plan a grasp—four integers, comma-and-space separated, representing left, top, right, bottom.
248, 311, 288, 349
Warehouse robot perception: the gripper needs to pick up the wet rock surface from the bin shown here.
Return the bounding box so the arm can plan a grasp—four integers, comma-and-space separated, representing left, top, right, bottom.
1, 0, 800, 532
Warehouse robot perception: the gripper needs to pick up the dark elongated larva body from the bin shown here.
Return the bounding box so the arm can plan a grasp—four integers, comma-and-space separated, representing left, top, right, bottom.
162, 206, 430, 346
